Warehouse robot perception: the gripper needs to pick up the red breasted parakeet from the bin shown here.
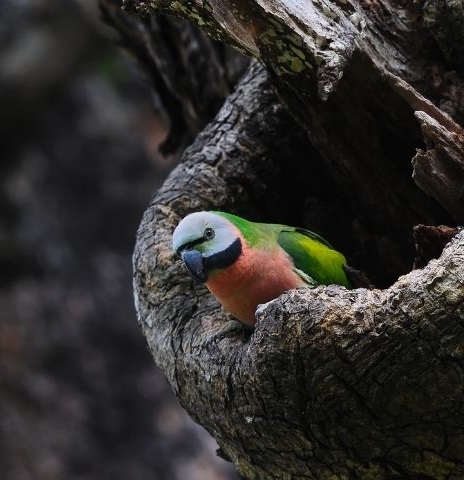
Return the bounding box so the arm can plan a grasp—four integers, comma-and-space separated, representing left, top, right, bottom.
172, 211, 351, 326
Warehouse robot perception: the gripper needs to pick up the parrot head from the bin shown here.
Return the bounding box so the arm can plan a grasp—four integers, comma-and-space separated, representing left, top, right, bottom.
172, 211, 242, 282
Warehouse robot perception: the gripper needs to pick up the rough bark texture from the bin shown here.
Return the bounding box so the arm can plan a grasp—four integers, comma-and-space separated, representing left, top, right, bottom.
412, 111, 464, 223
413, 225, 460, 269
128, 0, 464, 478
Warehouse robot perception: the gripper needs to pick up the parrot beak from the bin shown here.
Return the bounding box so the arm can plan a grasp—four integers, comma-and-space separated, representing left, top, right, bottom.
180, 249, 207, 282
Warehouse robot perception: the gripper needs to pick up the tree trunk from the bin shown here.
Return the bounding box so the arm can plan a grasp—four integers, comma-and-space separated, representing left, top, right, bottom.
122, 0, 464, 478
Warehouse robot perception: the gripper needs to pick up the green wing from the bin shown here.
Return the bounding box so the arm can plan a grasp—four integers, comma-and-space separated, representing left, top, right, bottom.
278, 227, 352, 288
213, 211, 351, 288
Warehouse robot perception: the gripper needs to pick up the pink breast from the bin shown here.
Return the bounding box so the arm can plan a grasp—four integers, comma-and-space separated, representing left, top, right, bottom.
206, 243, 305, 326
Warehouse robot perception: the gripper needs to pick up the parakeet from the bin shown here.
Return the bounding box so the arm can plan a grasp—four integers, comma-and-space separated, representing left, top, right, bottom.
172, 211, 351, 326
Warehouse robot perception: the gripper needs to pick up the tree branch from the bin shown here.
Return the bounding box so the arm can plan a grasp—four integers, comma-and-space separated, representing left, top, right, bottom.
127, 1, 464, 477
134, 63, 464, 478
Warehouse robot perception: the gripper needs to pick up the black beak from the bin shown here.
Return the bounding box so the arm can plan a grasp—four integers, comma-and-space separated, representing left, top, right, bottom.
180, 249, 207, 282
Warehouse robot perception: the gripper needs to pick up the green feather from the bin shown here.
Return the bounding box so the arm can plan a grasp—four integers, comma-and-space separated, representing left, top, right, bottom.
213, 211, 273, 247
278, 228, 351, 288
213, 211, 352, 288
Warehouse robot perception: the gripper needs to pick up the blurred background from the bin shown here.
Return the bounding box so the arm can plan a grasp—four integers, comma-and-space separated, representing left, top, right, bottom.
0, 0, 239, 478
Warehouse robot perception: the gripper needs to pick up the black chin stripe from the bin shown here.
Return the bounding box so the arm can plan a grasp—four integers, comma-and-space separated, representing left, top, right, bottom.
203, 238, 242, 272
177, 236, 204, 254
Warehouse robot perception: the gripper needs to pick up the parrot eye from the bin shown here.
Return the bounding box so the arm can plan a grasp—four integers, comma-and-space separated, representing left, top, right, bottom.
204, 227, 215, 240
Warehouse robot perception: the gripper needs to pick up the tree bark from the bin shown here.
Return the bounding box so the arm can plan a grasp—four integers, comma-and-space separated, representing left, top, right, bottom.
126, 0, 464, 478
